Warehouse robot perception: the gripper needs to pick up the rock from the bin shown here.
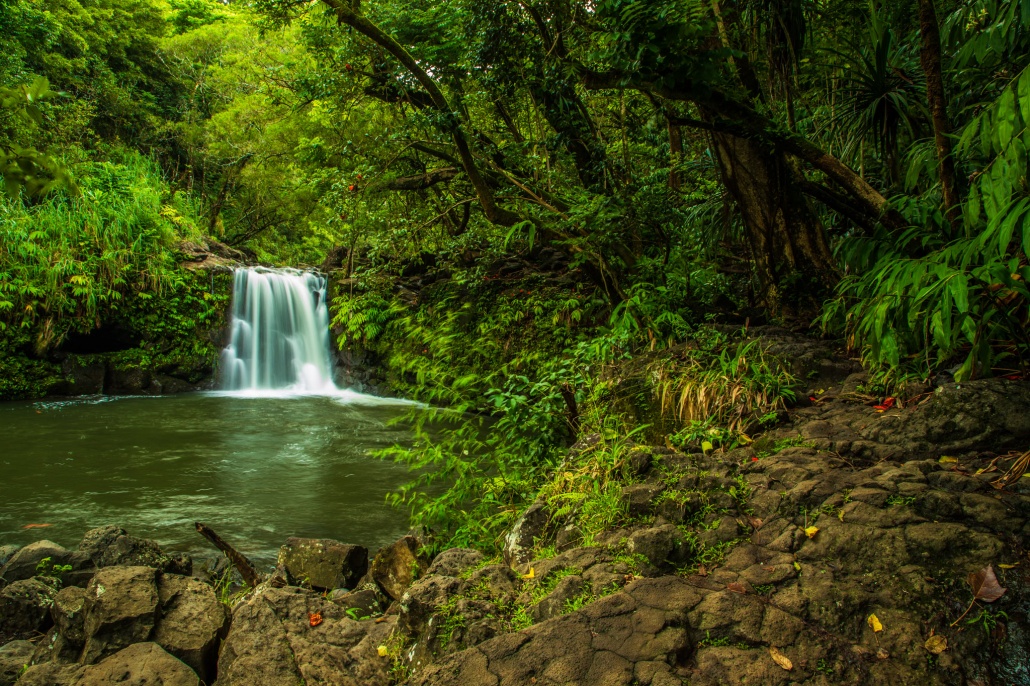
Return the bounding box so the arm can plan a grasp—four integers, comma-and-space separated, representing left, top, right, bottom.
503, 499, 551, 565
276, 538, 368, 591
529, 574, 585, 623
399, 575, 462, 635
626, 524, 681, 568
0, 578, 58, 644
0, 542, 91, 587
368, 536, 426, 601
79, 642, 199, 685
426, 549, 484, 578
16, 642, 200, 686
51, 587, 87, 646
408, 577, 703, 686
0, 548, 18, 569
621, 484, 661, 518
217, 586, 395, 686
329, 589, 381, 620
153, 574, 229, 683
0, 640, 33, 686
55, 358, 106, 396
80, 566, 159, 665
77, 526, 178, 573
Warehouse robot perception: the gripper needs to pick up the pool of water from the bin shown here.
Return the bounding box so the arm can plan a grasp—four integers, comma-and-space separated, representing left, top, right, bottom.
0, 391, 424, 567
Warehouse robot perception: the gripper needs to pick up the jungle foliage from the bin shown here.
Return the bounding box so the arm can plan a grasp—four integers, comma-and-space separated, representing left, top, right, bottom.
1, 0, 1028, 547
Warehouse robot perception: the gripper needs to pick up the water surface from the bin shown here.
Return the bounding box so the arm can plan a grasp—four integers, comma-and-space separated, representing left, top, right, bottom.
0, 392, 422, 567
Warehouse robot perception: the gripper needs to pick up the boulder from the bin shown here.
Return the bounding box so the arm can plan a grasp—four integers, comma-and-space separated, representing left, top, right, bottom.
276, 538, 368, 591
329, 589, 381, 620
77, 526, 182, 574
80, 566, 159, 665
367, 536, 426, 601
502, 500, 551, 565
0, 542, 91, 587
153, 574, 229, 682
52, 586, 87, 646
15, 642, 199, 686
217, 586, 395, 686
0, 547, 18, 569
426, 548, 484, 578
0, 640, 33, 686
0, 578, 58, 644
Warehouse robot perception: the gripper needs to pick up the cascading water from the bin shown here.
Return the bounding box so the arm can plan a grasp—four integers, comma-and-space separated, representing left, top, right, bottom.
220, 267, 338, 393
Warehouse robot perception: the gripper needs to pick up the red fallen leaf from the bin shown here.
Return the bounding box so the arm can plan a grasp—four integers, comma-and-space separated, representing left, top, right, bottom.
345, 63, 353, 71
808, 396, 817, 402
1002, 374, 1021, 380
22, 523, 52, 529
348, 185, 356, 192
874, 397, 896, 412
727, 582, 748, 594
309, 612, 323, 627
762, 566, 776, 572
968, 565, 1007, 602
751, 456, 759, 462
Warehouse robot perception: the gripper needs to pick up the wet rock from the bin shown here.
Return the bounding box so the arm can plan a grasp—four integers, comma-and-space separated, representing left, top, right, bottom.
77, 526, 179, 574
0, 542, 91, 588
217, 586, 395, 686
399, 575, 462, 635
153, 574, 229, 683
368, 536, 427, 601
277, 538, 368, 591
0, 640, 33, 686
503, 499, 551, 565
80, 566, 159, 664
529, 574, 585, 623
0, 578, 58, 644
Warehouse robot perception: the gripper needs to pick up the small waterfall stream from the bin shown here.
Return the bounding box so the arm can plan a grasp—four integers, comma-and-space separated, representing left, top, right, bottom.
220, 267, 338, 393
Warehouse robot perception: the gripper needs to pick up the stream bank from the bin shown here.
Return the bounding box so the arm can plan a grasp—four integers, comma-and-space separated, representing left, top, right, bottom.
2, 334, 1028, 685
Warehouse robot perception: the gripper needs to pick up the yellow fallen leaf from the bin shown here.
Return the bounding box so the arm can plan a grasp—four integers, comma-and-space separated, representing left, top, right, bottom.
738, 433, 753, 445
837, 510, 845, 522
793, 561, 801, 571
769, 646, 793, 671
701, 440, 714, 453
804, 526, 819, 539
867, 614, 883, 633
377, 645, 388, 657
522, 567, 535, 580
924, 634, 947, 655
998, 563, 1019, 569
939, 456, 958, 464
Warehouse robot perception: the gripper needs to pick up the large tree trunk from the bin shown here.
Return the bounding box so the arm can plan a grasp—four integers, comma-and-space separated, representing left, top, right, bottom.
917, 0, 961, 230
710, 133, 837, 312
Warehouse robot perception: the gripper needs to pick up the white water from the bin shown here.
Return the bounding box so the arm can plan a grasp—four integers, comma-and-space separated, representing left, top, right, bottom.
220, 267, 339, 394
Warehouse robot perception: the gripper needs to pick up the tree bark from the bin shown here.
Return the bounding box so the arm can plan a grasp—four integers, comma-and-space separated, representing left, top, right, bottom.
917, 0, 961, 230
710, 132, 837, 311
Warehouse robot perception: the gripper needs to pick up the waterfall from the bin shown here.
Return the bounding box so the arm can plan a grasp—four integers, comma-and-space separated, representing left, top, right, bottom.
220, 267, 338, 393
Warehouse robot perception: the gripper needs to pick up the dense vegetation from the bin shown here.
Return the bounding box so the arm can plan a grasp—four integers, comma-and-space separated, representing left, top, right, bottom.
1, 0, 1028, 550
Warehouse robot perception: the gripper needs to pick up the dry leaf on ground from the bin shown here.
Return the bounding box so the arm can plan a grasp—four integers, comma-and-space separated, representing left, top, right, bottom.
867, 614, 883, 632
804, 526, 819, 539
769, 646, 793, 670
924, 634, 948, 654
967, 565, 1007, 602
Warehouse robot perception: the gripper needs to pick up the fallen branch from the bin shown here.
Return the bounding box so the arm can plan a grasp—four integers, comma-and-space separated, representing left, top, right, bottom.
194, 522, 262, 589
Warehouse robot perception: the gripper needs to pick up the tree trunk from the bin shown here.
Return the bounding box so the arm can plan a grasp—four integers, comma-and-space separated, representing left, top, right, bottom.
917, 0, 961, 230
667, 120, 683, 191
710, 132, 837, 312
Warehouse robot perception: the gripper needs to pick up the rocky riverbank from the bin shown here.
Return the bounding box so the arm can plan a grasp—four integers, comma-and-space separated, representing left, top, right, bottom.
2, 369, 1029, 685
